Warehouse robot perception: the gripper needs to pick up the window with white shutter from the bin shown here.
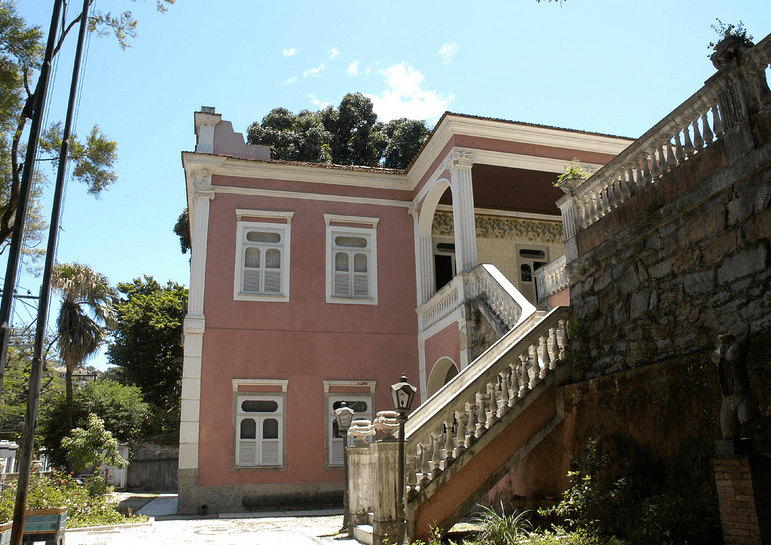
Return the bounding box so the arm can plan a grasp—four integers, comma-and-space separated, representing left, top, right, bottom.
235, 396, 283, 467
325, 217, 378, 305
234, 219, 290, 302
328, 396, 372, 467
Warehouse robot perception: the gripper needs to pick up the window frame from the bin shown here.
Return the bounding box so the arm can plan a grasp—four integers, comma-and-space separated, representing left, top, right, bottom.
232, 379, 288, 471
323, 380, 376, 470
234, 217, 291, 302
325, 215, 378, 305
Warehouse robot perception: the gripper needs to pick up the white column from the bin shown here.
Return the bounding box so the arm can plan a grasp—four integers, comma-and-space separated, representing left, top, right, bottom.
446, 151, 477, 273
179, 169, 214, 472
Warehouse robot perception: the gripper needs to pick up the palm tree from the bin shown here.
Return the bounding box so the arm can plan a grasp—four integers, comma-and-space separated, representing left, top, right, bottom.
52, 263, 116, 431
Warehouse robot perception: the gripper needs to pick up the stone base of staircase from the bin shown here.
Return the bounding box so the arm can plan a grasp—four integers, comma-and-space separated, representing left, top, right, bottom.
351, 523, 373, 545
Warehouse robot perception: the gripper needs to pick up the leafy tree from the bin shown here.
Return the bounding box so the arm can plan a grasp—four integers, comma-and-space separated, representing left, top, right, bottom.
107, 276, 187, 430
51, 262, 116, 431
38, 378, 148, 468
246, 92, 429, 168
0, 0, 174, 257
173, 207, 190, 254
0, 345, 63, 440
61, 413, 128, 473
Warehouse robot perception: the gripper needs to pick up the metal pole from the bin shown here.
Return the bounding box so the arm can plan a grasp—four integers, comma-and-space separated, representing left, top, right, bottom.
10, 0, 90, 542
0, 0, 65, 399
397, 410, 407, 545
341, 428, 350, 535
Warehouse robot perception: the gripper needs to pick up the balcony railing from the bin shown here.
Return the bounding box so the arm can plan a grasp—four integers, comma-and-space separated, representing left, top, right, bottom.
416, 264, 536, 335
534, 254, 567, 307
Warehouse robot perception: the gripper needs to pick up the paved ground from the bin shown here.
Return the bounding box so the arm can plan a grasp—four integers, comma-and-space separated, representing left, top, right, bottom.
66, 495, 361, 545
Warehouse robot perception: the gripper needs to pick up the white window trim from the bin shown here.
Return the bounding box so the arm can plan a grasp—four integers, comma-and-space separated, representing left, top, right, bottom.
323, 380, 376, 470
234, 220, 291, 302
325, 216, 378, 305
232, 379, 288, 471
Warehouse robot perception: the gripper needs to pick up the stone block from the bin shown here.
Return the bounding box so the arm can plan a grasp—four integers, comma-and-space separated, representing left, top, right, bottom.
717, 247, 768, 284
727, 196, 753, 226
648, 259, 673, 279
702, 231, 738, 266
630, 290, 649, 319
684, 270, 715, 295
746, 209, 771, 243
619, 266, 640, 293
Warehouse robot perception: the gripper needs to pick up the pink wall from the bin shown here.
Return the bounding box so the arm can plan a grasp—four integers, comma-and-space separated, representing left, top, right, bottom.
424, 322, 461, 381
197, 177, 420, 486
547, 288, 570, 309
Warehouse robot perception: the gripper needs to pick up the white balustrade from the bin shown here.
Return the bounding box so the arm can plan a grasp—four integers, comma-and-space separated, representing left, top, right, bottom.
534, 254, 568, 306
557, 33, 771, 240
403, 306, 571, 501
416, 263, 536, 334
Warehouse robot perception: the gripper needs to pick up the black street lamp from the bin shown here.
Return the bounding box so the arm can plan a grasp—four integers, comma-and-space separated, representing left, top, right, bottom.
391, 374, 417, 545
335, 401, 355, 535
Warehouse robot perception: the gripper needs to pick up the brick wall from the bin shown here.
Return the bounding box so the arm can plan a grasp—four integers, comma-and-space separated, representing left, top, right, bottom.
714, 456, 762, 545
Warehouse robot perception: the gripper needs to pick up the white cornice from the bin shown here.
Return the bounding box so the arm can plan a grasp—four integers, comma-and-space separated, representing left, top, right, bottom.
407, 115, 632, 187
236, 209, 295, 222
212, 185, 411, 208
182, 152, 409, 191
324, 214, 380, 227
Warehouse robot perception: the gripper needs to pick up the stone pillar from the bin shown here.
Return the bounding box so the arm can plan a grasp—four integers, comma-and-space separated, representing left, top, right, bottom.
446, 151, 477, 273
372, 440, 399, 545
194, 108, 221, 154
714, 441, 770, 545
348, 442, 375, 527
178, 169, 214, 515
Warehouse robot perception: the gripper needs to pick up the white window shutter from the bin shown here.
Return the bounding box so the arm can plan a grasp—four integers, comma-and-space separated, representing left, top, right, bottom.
264, 271, 281, 294
239, 441, 257, 466
262, 440, 280, 466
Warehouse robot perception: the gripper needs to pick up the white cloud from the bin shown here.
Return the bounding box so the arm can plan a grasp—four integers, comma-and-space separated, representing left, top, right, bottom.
308, 94, 330, 109
438, 43, 459, 65
283, 48, 297, 57
366, 62, 453, 122
328, 48, 341, 60
303, 63, 327, 77
284, 76, 298, 85
347, 61, 360, 76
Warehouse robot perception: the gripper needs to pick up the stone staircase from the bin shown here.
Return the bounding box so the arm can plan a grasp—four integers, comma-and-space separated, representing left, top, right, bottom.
347, 300, 570, 544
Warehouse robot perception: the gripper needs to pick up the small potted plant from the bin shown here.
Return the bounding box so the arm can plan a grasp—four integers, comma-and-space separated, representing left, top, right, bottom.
554, 159, 589, 193
709, 19, 753, 70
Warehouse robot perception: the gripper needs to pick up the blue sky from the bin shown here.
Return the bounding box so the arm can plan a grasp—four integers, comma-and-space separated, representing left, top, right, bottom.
12, 0, 771, 368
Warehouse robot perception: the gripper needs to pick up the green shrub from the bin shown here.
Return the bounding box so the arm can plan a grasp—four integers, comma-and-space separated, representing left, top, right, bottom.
472, 503, 532, 545
0, 471, 147, 528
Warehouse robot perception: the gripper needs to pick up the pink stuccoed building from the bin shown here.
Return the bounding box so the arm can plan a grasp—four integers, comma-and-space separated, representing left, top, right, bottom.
178, 107, 630, 514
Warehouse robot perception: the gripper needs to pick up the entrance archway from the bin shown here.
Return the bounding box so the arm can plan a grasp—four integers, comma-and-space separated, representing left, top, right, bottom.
426, 357, 459, 397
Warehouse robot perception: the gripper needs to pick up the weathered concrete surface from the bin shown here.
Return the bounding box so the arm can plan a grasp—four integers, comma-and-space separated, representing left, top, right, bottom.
66, 512, 356, 545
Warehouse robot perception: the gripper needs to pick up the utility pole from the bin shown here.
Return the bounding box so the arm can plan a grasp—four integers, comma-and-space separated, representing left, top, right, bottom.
0, 0, 65, 401
10, 0, 90, 543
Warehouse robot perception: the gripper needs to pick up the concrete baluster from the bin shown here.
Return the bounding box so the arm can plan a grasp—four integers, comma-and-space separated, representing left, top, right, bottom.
418, 443, 430, 490
701, 111, 714, 144
675, 131, 686, 162
651, 148, 661, 178
683, 123, 695, 156
497, 371, 509, 419
442, 419, 455, 467
465, 402, 477, 448
643, 156, 652, 183
429, 431, 442, 479
508, 362, 518, 407
485, 382, 498, 428
475, 392, 486, 438
666, 140, 677, 169
453, 410, 466, 459
518, 353, 529, 398
712, 104, 724, 136
548, 327, 559, 369
692, 119, 704, 149
527, 344, 539, 389
539, 334, 551, 378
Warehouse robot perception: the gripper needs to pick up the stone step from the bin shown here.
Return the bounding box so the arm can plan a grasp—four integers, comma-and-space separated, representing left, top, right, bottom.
351, 524, 374, 545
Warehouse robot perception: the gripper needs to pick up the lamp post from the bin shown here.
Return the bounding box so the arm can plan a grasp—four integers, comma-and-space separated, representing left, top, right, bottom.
391, 374, 417, 545
334, 401, 355, 535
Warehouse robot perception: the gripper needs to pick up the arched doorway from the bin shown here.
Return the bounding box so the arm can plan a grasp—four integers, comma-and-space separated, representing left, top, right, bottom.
426, 357, 459, 397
